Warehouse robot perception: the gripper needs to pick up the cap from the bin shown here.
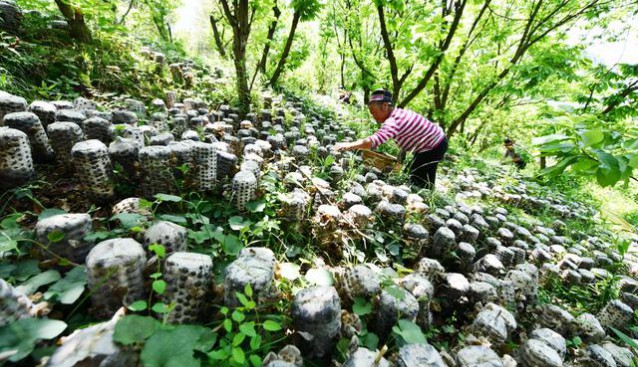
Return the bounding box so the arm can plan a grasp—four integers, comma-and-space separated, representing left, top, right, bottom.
368, 89, 393, 104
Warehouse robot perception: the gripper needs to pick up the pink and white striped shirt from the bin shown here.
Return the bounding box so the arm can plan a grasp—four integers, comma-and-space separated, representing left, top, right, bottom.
369, 108, 445, 153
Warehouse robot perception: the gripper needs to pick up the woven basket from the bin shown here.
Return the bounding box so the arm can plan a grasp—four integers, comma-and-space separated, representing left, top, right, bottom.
361, 150, 400, 171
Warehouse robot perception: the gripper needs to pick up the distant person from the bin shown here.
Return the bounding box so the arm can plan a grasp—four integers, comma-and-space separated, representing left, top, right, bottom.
333, 89, 448, 189
503, 138, 527, 169
338, 87, 352, 104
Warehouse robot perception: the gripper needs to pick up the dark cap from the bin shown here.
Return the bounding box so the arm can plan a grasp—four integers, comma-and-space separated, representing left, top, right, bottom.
368, 89, 393, 104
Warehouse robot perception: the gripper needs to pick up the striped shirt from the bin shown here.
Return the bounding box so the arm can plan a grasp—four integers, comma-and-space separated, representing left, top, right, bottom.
369, 108, 445, 153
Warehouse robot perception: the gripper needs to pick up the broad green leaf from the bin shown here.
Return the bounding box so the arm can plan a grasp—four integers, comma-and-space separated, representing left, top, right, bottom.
141, 326, 206, 367
149, 243, 166, 258
228, 216, 252, 231
16, 270, 61, 295
579, 127, 604, 147
245, 200, 266, 213
239, 322, 256, 337
0, 318, 67, 362
250, 354, 262, 367
244, 283, 253, 298
128, 300, 148, 311
113, 315, 159, 345
539, 156, 579, 177
111, 213, 146, 228
361, 332, 379, 350
232, 347, 245, 364
232, 332, 246, 346
44, 266, 86, 304
47, 231, 65, 243
353, 297, 372, 316
152, 280, 167, 295
626, 153, 638, 168
154, 193, 183, 202
221, 234, 243, 256
0, 214, 21, 229
151, 303, 170, 314
235, 292, 249, 307
532, 134, 570, 146
158, 214, 188, 224
262, 320, 282, 332
232, 310, 246, 323
0, 231, 18, 253
392, 319, 427, 344
249, 334, 262, 351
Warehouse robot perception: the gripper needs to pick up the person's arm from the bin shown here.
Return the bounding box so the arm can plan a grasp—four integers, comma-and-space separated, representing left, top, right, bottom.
333, 137, 373, 152
334, 117, 399, 152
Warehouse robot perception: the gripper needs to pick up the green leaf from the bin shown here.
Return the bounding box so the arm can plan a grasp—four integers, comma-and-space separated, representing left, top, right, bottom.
611, 327, 638, 349
626, 153, 638, 168
16, 270, 61, 295
304, 268, 334, 286
0, 231, 18, 253
579, 127, 604, 147
151, 303, 170, 314
539, 156, 579, 177
232, 347, 245, 364
594, 150, 621, 187
392, 319, 427, 344
235, 292, 249, 307
0, 318, 67, 362
149, 243, 166, 258
361, 332, 379, 350
221, 234, 244, 256
262, 320, 282, 332
232, 332, 246, 346
47, 230, 65, 243
128, 300, 148, 312
154, 193, 183, 202
209, 348, 230, 360
232, 310, 246, 323
532, 134, 570, 146
111, 213, 146, 228
114, 315, 159, 345
0, 214, 21, 229
239, 322, 256, 337
353, 297, 372, 316
228, 216, 252, 231
250, 354, 262, 367
141, 326, 207, 367
223, 319, 232, 332
249, 334, 262, 351
43, 266, 86, 304
153, 280, 167, 295
384, 286, 406, 301
244, 283, 253, 298
245, 200, 266, 213
158, 214, 188, 224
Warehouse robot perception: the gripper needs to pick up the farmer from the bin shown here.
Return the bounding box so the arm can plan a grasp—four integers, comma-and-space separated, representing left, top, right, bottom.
503, 138, 527, 169
333, 89, 448, 189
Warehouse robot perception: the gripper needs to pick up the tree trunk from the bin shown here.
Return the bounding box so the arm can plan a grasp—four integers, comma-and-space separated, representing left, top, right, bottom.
377, 4, 410, 100
209, 15, 227, 57
220, 0, 252, 113
259, 4, 280, 73
269, 11, 301, 87
398, 0, 466, 107
54, 0, 92, 42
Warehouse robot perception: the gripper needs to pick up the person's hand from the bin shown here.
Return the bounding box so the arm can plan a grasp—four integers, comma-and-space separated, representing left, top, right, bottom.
332, 142, 352, 152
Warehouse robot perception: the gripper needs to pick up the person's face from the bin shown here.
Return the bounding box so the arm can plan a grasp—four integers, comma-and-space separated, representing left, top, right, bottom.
368, 102, 390, 123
